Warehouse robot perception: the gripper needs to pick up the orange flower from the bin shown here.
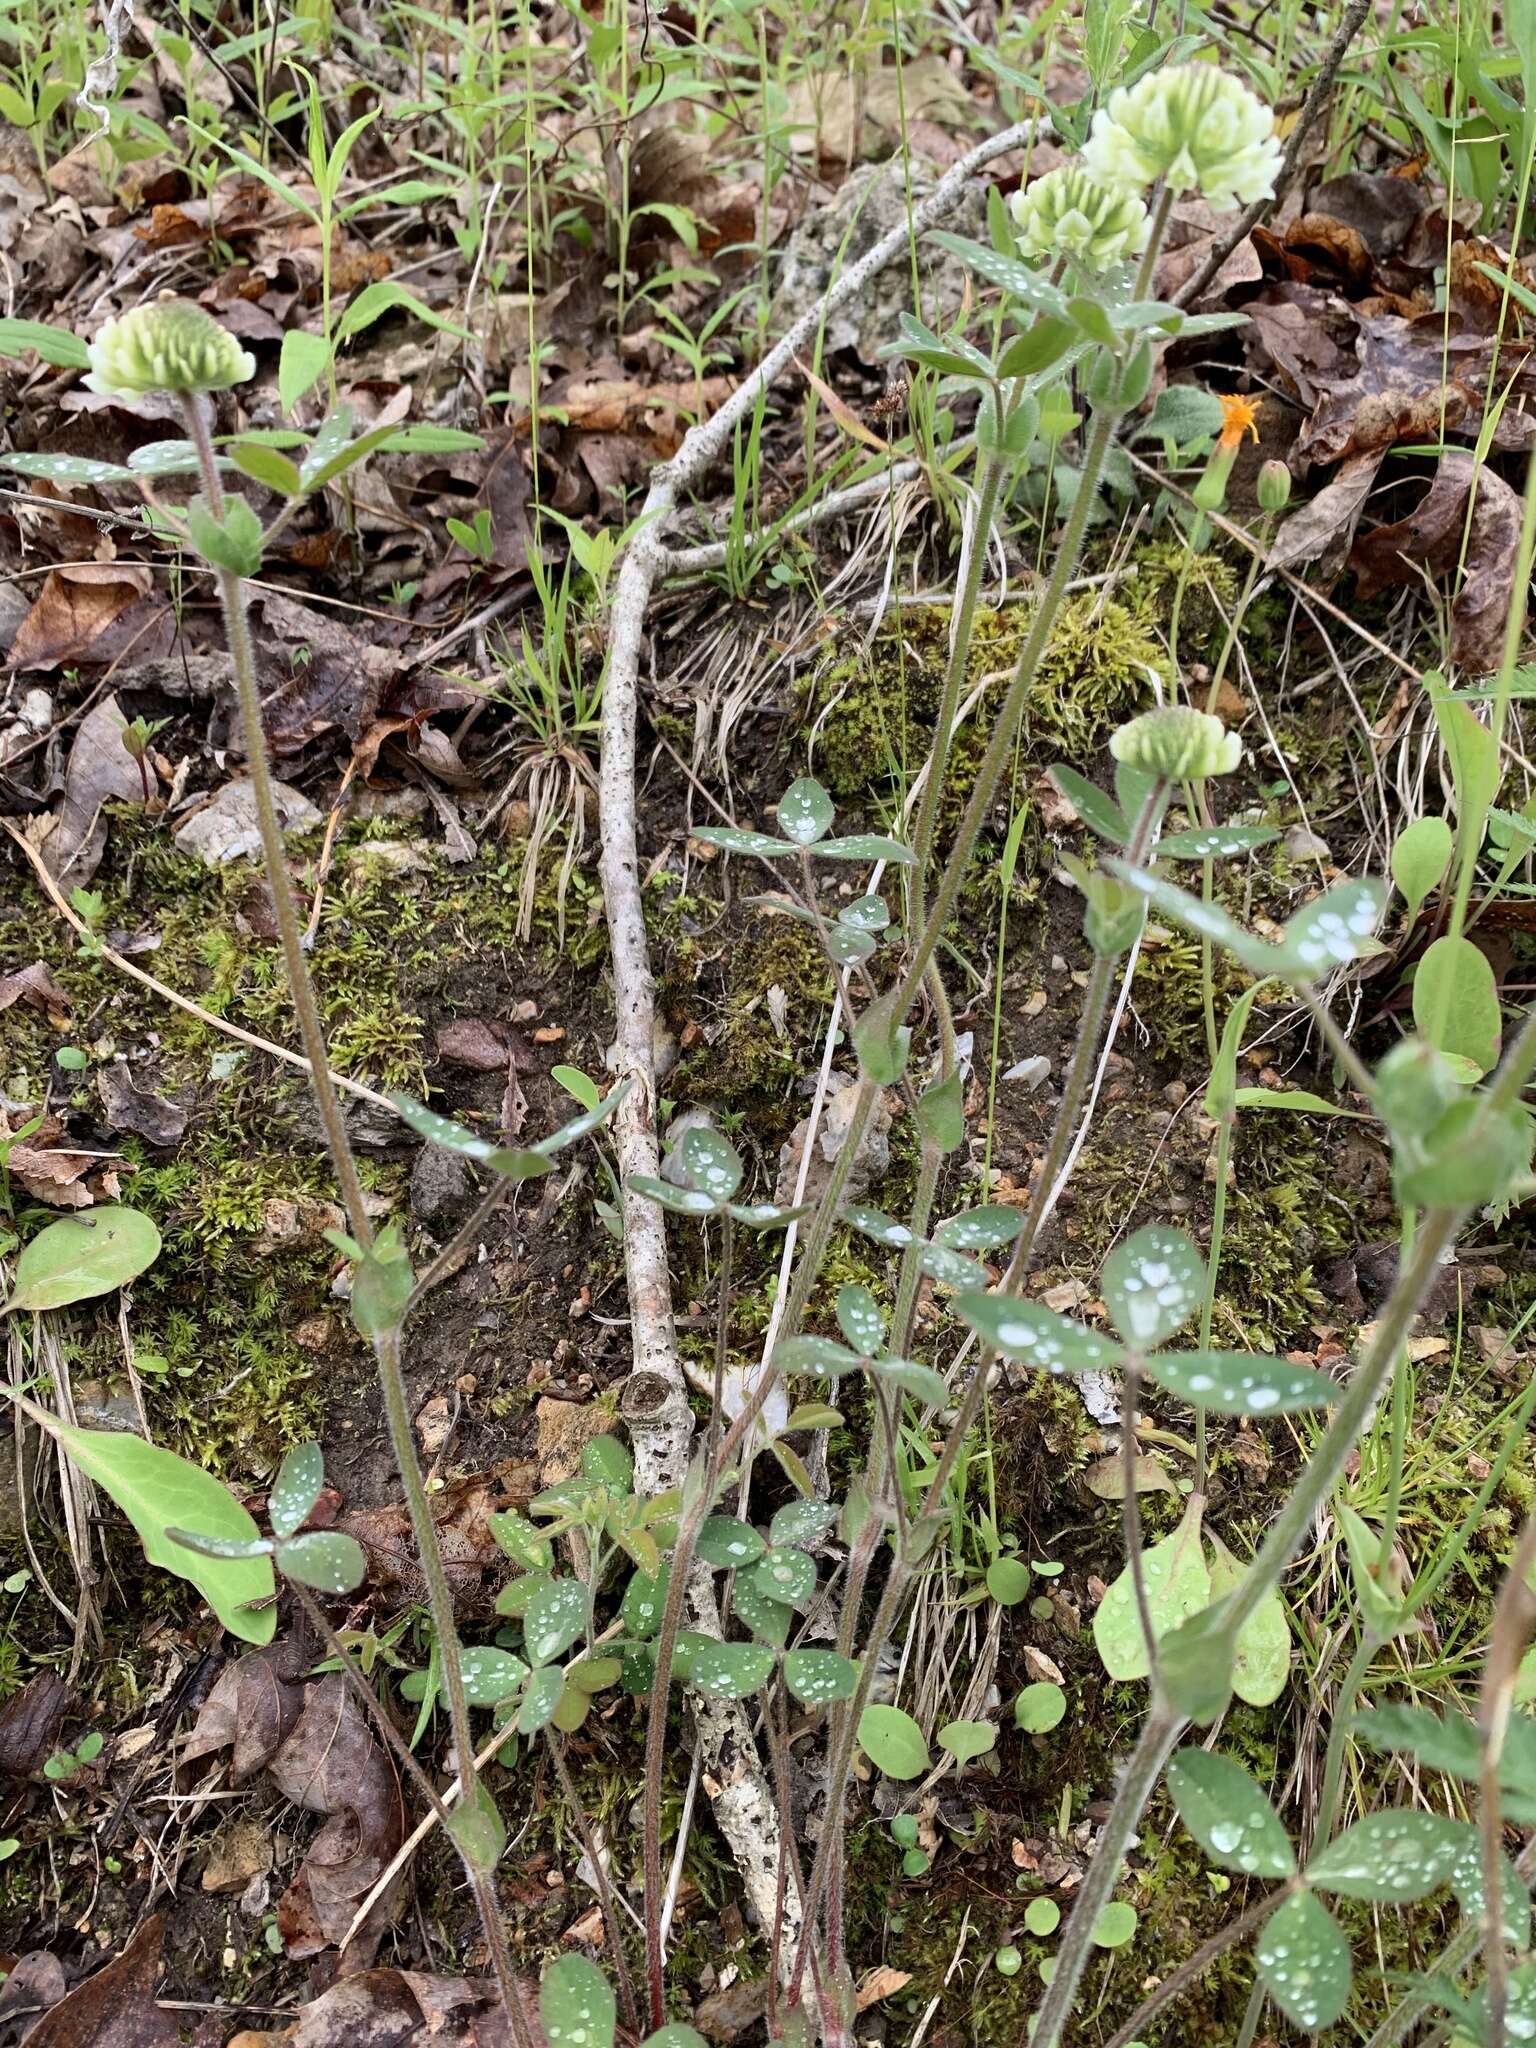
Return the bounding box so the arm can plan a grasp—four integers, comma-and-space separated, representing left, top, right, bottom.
1217, 393, 1259, 450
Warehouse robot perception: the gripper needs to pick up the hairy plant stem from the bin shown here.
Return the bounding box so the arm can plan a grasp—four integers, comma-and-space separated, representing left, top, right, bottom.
907, 446, 1005, 922
181, 397, 523, 2040
1027, 1705, 1183, 2048
1478, 1509, 1536, 2048
544, 1728, 640, 2034
878, 401, 1125, 1034
1028, 985, 1536, 2048
1364, 1836, 1536, 2048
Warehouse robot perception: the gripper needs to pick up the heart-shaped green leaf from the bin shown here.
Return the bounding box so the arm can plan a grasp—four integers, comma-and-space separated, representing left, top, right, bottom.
1256, 1891, 1351, 2032
683, 1639, 775, 1699
750, 1546, 817, 1609
1167, 1748, 1295, 1877
675, 1125, 744, 1201
937, 1718, 996, 1765
1147, 1349, 1334, 1415
955, 1294, 1122, 1374
460, 1646, 531, 1706
1102, 1224, 1205, 1350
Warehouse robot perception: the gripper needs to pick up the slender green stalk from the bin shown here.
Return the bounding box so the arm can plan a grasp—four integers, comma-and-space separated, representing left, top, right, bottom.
545, 1728, 640, 2034
1478, 1510, 1536, 2048
180, 397, 524, 2043
1310, 1629, 1379, 1854
908, 446, 1005, 919
1027, 1705, 1183, 2048
879, 402, 1126, 1031
1194, 1110, 1233, 1494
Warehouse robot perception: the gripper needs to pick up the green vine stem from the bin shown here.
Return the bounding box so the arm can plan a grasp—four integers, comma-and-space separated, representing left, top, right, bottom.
1478, 1508, 1536, 2048
179, 395, 525, 2043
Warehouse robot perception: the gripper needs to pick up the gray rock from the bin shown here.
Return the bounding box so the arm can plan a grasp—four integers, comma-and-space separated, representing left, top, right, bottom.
175, 777, 321, 865
767, 159, 987, 367
410, 1140, 477, 1223
775, 1070, 893, 1206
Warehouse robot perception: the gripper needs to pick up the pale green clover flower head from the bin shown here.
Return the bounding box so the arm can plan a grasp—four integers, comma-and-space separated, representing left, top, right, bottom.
1083, 64, 1282, 212
1110, 706, 1242, 781
1010, 166, 1150, 273
86, 297, 255, 398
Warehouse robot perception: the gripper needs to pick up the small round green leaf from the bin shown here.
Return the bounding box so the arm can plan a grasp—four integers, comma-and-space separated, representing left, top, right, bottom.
777, 777, 835, 845
774, 1335, 861, 1376
1024, 1897, 1060, 1936
516, 1663, 566, 1733
986, 1557, 1032, 1606
675, 1125, 744, 1202
1091, 1902, 1138, 1948
1014, 1682, 1066, 1733
683, 1639, 775, 1699
867, 1357, 949, 1407
580, 1435, 633, 1491
460, 1647, 531, 1706
750, 1546, 817, 1609
932, 1205, 1025, 1252
858, 1704, 930, 1780
783, 1649, 858, 1706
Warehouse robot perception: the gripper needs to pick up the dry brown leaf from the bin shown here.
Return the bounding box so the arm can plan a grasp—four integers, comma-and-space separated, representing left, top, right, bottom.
336, 1466, 533, 1614
269, 1675, 406, 1957
10, 566, 160, 673
855, 1966, 913, 2010
0, 961, 70, 1023
0, 1671, 72, 1777
181, 1637, 308, 1783
1268, 450, 1382, 575
24, 1917, 218, 2048
41, 691, 146, 887
96, 1060, 188, 1148
1350, 450, 1523, 670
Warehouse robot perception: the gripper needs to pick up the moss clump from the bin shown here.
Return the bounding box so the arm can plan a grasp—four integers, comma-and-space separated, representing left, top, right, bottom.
671, 918, 833, 1113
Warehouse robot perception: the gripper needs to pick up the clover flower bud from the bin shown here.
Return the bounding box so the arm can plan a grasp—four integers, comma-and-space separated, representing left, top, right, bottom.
1010, 165, 1150, 272
1110, 707, 1242, 781
1083, 65, 1282, 212
85, 297, 255, 398
1258, 459, 1292, 514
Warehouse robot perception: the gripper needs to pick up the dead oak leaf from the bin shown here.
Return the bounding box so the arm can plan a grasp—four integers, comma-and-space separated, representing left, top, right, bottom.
0, 1670, 73, 1778
24, 1917, 218, 2048
269, 1674, 406, 1958
0, 961, 70, 1024
96, 1060, 189, 1149
10, 566, 160, 674
1351, 449, 1523, 670
41, 691, 146, 888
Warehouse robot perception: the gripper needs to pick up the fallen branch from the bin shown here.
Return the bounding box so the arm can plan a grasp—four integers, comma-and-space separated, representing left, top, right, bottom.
598, 119, 1036, 1949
